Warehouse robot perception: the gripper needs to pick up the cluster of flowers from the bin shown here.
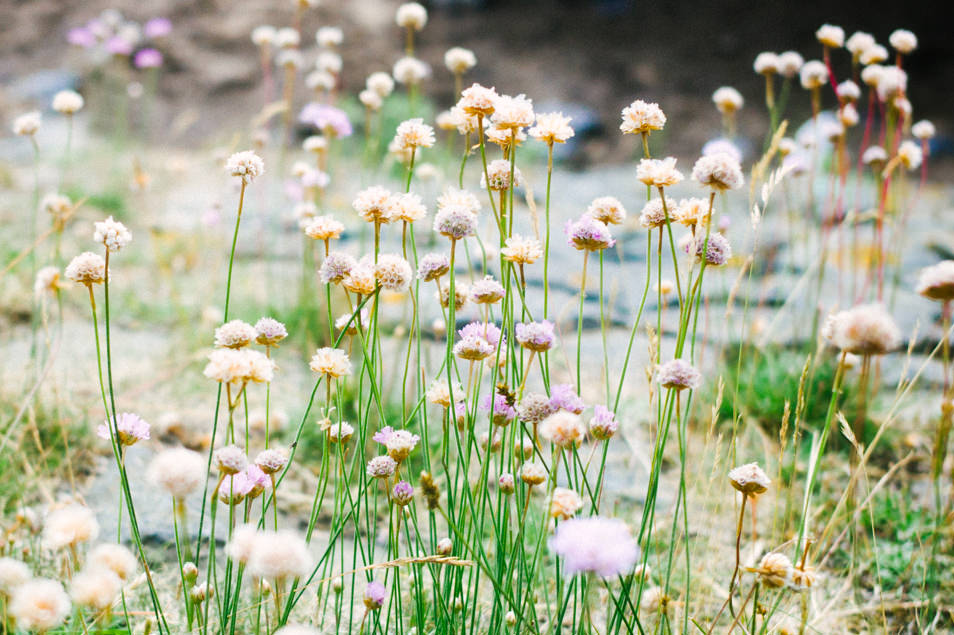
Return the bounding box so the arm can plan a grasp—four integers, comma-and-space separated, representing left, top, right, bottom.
67, 9, 170, 69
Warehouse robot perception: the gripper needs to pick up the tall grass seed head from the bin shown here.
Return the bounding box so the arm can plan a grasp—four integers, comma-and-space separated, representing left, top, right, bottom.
620, 99, 666, 134
309, 347, 352, 378
501, 234, 543, 264
529, 111, 574, 144
444, 46, 476, 74
728, 462, 771, 496
692, 152, 744, 190
9, 579, 71, 632
214, 319, 256, 348
148, 447, 206, 499
225, 150, 265, 184
93, 216, 132, 252
548, 516, 639, 578
43, 504, 99, 550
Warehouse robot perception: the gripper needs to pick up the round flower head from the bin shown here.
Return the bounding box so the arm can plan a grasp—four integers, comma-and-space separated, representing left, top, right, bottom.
316, 26, 343, 48
315, 51, 342, 75
517, 393, 556, 425
367, 455, 398, 479
219, 471, 255, 505
845, 31, 876, 59
897, 140, 922, 171
685, 232, 732, 266
255, 448, 288, 475
481, 159, 523, 191
42, 193, 72, 221
589, 405, 618, 440
275, 27, 300, 48
9, 579, 71, 632
418, 253, 450, 281
459, 83, 498, 117
34, 267, 60, 296
359, 88, 383, 110
247, 530, 312, 580
214, 444, 248, 475
799, 60, 829, 90
393, 56, 430, 85
304, 215, 345, 241
375, 254, 413, 292
889, 29, 917, 54
728, 462, 771, 497
327, 421, 355, 444
502, 234, 543, 264
565, 215, 615, 251
586, 196, 626, 225
149, 448, 206, 499
52, 90, 84, 114
215, 320, 257, 348
367, 71, 395, 97
876, 66, 908, 102
396, 2, 427, 29
251, 25, 277, 47
203, 348, 275, 384
821, 304, 901, 355
498, 472, 516, 493
692, 152, 744, 190
639, 196, 678, 229
319, 251, 356, 285
481, 393, 517, 426
637, 157, 683, 188
777, 51, 804, 78
226, 151, 265, 184
515, 320, 556, 352
862, 146, 888, 166
373, 427, 421, 462
916, 261, 954, 301
434, 207, 478, 240
756, 552, 793, 588
445, 46, 476, 74
620, 99, 666, 135
300, 104, 353, 137
529, 112, 574, 144
912, 120, 936, 141
837, 80, 861, 103
548, 516, 639, 578
392, 480, 414, 506
549, 383, 585, 414
88, 543, 137, 581
392, 192, 427, 223
656, 359, 702, 391
93, 216, 132, 252
226, 524, 259, 564
255, 317, 288, 346
520, 462, 547, 486
426, 379, 462, 408
364, 580, 387, 610
43, 504, 99, 550
353, 186, 395, 224
675, 197, 712, 228
395, 118, 435, 149
753, 52, 780, 75
491, 93, 534, 130
815, 24, 844, 48
838, 103, 859, 128
436, 537, 453, 555
97, 412, 150, 446
712, 86, 744, 114
539, 411, 585, 448
439, 282, 469, 310
310, 347, 352, 378
0, 558, 30, 595
470, 275, 505, 305
549, 487, 583, 520
13, 111, 41, 136
71, 565, 121, 610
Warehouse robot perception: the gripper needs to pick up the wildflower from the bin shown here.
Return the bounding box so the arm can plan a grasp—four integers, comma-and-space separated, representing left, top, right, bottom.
821, 304, 901, 355
502, 235, 543, 264
791, 564, 819, 590
837, 80, 861, 103
316, 26, 343, 48
367, 456, 398, 479
777, 51, 804, 78
392, 481, 414, 506
444, 46, 476, 75
93, 216, 132, 253
374, 254, 413, 292
481, 159, 522, 191
862, 146, 888, 166
373, 427, 421, 462
712, 86, 744, 113
589, 405, 618, 440
692, 152, 744, 190
517, 393, 555, 425
529, 112, 574, 144
641, 586, 668, 614
549, 488, 583, 520
586, 196, 626, 225
753, 52, 780, 75
148, 448, 206, 499
471, 276, 505, 304
637, 157, 683, 188
439, 282, 469, 309
549, 516, 639, 578
12, 111, 41, 136
499, 472, 516, 493
0, 558, 30, 595
434, 207, 478, 240
481, 393, 517, 426
491, 94, 534, 130
226, 151, 265, 184
315, 51, 342, 75
436, 537, 453, 555
255, 448, 288, 475
756, 552, 793, 587
418, 253, 450, 281
656, 359, 702, 391
540, 411, 585, 448
9, 579, 71, 632
300, 103, 353, 137
459, 83, 498, 117
367, 71, 395, 97
204, 348, 275, 384
219, 471, 255, 505
255, 317, 288, 346
251, 25, 277, 47
675, 197, 711, 228
189, 582, 213, 603
912, 120, 936, 141
515, 320, 556, 352
364, 580, 387, 610
52, 90, 84, 114
275, 27, 300, 48
897, 140, 922, 170
247, 530, 312, 580
799, 60, 829, 90
395, 118, 435, 149
213, 445, 247, 476
319, 251, 356, 284
876, 67, 907, 101
70, 565, 121, 611
393, 56, 430, 85
549, 383, 584, 414
310, 347, 352, 378
396, 2, 427, 30
520, 463, 547, 486
639, 196, 678, 229
728, 462, 771, 497
839, 104, 859, 128
304, 215, 345, 242
34, 267, 61, 296
846, 31, 876, 59
327, 421, 355, 444
392, 192, 427, 223
861, 45, 888, 67
215, 320, 257, 348
889, 29, 917, 54
97, 412, 150, 446
815, 24, 845, 48
620, 100, 666, 135
916, 261, 954, 301
454, 323, 498, 361
43, 504, 99, 550
359, 88, 383, 110
685, 232, 732, 266
353, 186, 394, 225
88, 544, 137, 581
565, 215, 615, 251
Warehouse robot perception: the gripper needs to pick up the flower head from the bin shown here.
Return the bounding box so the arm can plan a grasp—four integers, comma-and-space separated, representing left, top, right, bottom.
539, 411, 585, 448
889, 29, 917, 54
97, 412, 150, 446
620, 100, 666, 135
481, 159, 522, 191
459, 83, 498, 117
637, 157, 683, 188
656, 359, 701, 391
529, 112, 574, 144
319, 251, 356, 284
364, 580, 387, 610
549, 383, 584, 414
445, 47, 477, 74
247, 530, 312, 580
728, 462, 771, 497
517, 393, 556, 425
215, 320, 257, 348
756, 552, 793, 588
392, 192, 427, 223
93, 216, 132, 252
586, 196, 626, 225
9, 579, 71, 632
470, 275, 505, 305
367, 455, 398, 479
148, 448, 206, 499
916, 261, 954, 301
392, 481, 414, 506
815, 24, 845, 48
367, 72, 395, 97
565, 215, 615, 251
692, 153, 744, 190
417, 253, 450, 281
589, 405, 618, 440
309, 347, 352, 378
226, 151, 265, 184
684, 232, 732, 266
491, 94, 534, 130
501, 235, 543, 264
821, 304, 901, 355
13, 111, 41, 136
299, 103, 352, 137
395, 118, 435, 149
639, 196, 678, 229
374, 254, 413, 292
43, 505, 99, 550
52, 90, 84, 114
304, 215, 344, 241
799, 60, 829, 90
396, 2, 427, 30
481, 393, 517, 426
255, 317, 288, 346
549, 516, 639, 578
549, 488, 584, 520
515, 320, 556, 352
393, 56, 430, 85
712, 86, 744, 114
353, 186, 395, 224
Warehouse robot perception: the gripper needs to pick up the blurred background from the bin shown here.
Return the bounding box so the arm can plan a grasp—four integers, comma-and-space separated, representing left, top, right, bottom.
2, 0, 952, 168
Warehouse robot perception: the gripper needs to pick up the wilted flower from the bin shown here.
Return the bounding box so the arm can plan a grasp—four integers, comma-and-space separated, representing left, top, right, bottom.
756, 552, 793, 587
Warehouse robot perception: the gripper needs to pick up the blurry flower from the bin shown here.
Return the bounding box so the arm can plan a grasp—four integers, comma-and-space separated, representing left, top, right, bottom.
396, 2, 427, 30
499, 472, 516, 493
367, 71, 395, 97
300, 103, 352, 137
43, 505, 99, 550
692, 153, 744, 190
862, 145, 888, 166
247, 530, 312, 580
589, 405, 618, 440
837, 80, 861, 102
251, 25, 277, 47
620, 99, 666, 134
641, 586, 668, 615
712, 86, 744, 113
777, 51, 804, 78
549, 383, 584, 414
444, 46, 477, 74
393, 56, 430, 85
364, 580, 387, 610
548, 516, 639, 578
144, 17, 172, 38
93, 216, 132, 252
226, 151, 265, 184
821, 304, 901, 355
549, 488, 584, 520
52, 90, 84, 114
481, 393, 516, 426
502, 235, 543, 264
912, 120, 936, 141
876, 67, 907, 102
897, 140, 922, 170
149, 448, 205, 499
203, 349, 275, 383
728, 462, 771, 497
396, 118, 435, 149
310, 347, 352, 378
889, 29, 917, 54
134, 48, 163, 68
215, 320, 257, 348
845, 31, 876, 59
565, 215, 615, 251
540, 411, 585, 448
359, 89, 383, 110
529, 112, 574, 144
799, 60, 829, 90
315, 26, 343, 48
426, 379, 462, 408
9, 579, 71, 632
97, 412, 150, 446
517, 393, 555, 425
756, 552, 793, 587
88, 544, 137, 581
13, 111, 41, 136
275, 27, 299, 48
675, 197, 711, 228
815, 24, 844, 48
753, 52, 780, 75
586, 196, 626, 225
70, 567, 121, 612
656, 359, 701, 391
916, 261, 954, 301
860, 46, 888, 66
315, 51, 342, 74
34, 267, 61, 296
520, 462, 547, 486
